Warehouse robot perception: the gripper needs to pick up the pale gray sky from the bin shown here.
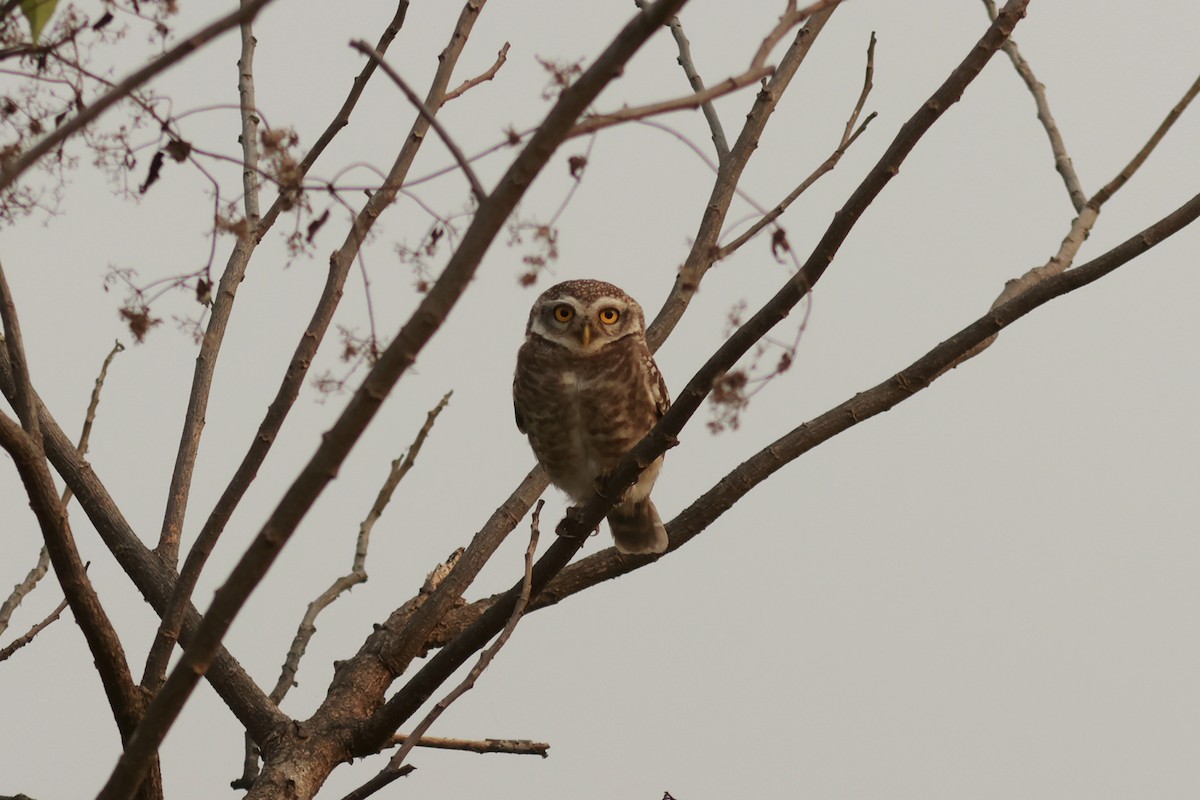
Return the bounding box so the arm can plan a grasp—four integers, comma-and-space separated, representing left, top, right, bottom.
2, 1, 1198, 798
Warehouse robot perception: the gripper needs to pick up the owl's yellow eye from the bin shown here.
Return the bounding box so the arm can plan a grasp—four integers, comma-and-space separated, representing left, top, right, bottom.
553, 304, 574, 323
598, 307, 620, 325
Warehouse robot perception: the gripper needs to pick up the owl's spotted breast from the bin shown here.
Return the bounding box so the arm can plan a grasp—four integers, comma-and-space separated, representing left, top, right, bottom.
513, 279, 670, 555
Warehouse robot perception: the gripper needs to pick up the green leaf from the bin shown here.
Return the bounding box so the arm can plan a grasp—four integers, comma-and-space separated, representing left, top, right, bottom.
20, 0, 58, 44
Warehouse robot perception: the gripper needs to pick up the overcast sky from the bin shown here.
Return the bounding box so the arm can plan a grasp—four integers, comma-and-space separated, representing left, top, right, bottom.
2, 1, 1199, 798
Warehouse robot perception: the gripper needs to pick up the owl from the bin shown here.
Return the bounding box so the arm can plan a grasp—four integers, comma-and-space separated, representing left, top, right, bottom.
514, 279, 671, 555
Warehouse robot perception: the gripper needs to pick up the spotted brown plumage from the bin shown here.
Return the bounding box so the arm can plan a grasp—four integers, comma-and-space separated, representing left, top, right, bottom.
514, 279, 670, 554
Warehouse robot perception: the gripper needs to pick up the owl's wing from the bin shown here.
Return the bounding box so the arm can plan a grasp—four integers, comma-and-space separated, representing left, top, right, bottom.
513, 344, 530, 434
647, 351, 670, 418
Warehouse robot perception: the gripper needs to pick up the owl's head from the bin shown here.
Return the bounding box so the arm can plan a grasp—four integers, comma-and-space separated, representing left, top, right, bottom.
525, 279, 646, 354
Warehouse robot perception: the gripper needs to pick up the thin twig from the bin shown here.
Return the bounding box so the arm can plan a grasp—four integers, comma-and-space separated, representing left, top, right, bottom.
0, 0, 280, 193
386, 734, 549, 757
345, 501, 543, 799
986, 70, 1200, 312
444, 41, 510, 102
0, 546, 50, 638
269, 392, 452, 706
647, 8, 838, 350
0, 595, 69, 664
351, 40, 487, 202
0, 339, 122, 637
567, 65, 773, 138
750, 0, 850, 70
716, 32, 877, 260
238, 4, 262, 228
982, 0, 1086, 212
637, 0, 730, 160
154, 2, 271, 567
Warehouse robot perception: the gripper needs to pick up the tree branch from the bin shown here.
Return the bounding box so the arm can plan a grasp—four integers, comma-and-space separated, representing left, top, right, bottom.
716, 31, 877, 260
444, 41, 510, 102
0, 595, 68, 664
0, 347, 285, 743
646, 7, 837, 350
350, 40, 487, 202
348, 501, 542, 799
269, 391, 452, 708
0, 339, 122, 638
385, 734, 549, 757
0, 0, 281, 194
982, 0, 1086, 212
141, 0, 437, 696
641, 0, 731, 160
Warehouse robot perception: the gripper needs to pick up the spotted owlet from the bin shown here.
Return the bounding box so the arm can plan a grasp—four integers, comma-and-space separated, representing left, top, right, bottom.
513, 279, 670, 554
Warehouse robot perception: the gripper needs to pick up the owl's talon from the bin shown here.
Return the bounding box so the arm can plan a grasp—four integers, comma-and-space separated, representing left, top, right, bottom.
555, 506, 586, 538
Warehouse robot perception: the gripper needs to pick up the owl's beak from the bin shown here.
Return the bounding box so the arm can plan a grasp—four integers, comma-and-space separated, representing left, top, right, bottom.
580, 322, 592, 347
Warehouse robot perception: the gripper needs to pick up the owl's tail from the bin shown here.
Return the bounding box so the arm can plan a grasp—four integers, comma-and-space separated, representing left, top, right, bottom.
607, 498, 668, 555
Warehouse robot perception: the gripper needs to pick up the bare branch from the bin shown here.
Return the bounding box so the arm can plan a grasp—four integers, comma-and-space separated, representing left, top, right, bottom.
985, 70, 1200, 313
0, 348, 284, 742
637, 0, 731, 160
0, 595, 68, 664
142, 0, 439, 695
268, 391, 452, 707
351, 40, 487, 202
567, 65, 773, 138
0, 546, 50, 638
0, 0, 281, 194
716, 32, 877, 260
152, 3, 412, 569
349, 500, 542, 797
982, 0, 1086, 212
444, 41, 510, 102
386, 734, 549, 757
750, 0, 851, 70
647, 8, 837, 350
238, 3, 262, 227
1090, 72, 1200, 209
0, 339, 122, 637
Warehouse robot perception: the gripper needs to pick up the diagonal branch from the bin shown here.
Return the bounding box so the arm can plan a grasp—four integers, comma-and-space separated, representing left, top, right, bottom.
0, 348, 284, 742
982, 0, 1086, 212
0, 339, 122, 638
0, 0, 281, 194
269, 391, 452, 708
646, 7, 837, 350
444, 41, 510, 103
346, 501, 542, 800
0, 595, 68, 664
643, 0, 731, 160
716, 31, 877, 260
351, 41, 487, 202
